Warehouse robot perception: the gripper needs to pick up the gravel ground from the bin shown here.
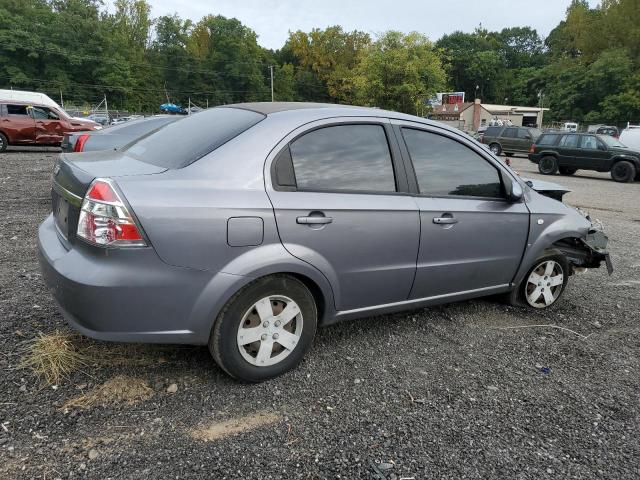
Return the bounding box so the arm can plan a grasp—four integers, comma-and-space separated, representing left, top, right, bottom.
0, 148, 639, 479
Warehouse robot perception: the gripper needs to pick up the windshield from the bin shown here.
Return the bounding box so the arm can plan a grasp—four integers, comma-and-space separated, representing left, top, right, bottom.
599, 135, 626, 148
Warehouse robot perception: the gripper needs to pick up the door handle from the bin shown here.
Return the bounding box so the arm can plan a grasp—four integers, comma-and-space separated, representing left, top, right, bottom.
297, 216, 333, 225
433, 216, 458, 225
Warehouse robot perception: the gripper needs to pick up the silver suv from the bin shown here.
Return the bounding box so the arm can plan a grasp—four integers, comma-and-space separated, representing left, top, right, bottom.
38, 103, 611, 382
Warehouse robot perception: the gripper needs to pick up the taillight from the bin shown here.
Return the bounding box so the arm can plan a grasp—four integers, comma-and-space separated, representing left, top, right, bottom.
529, 144, 536, 154
74, 133, 90, 152
77, 178, 146, 248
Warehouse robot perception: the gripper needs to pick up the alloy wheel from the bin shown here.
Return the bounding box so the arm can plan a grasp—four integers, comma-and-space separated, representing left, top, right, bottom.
525, 260, 564, 308
236, 295, 303, 366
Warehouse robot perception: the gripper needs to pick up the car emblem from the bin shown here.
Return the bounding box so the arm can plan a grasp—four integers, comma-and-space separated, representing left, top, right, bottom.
53, 164, 61, 176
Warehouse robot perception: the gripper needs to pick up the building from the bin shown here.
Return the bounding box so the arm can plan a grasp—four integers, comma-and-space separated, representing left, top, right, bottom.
430, 99, 548, 131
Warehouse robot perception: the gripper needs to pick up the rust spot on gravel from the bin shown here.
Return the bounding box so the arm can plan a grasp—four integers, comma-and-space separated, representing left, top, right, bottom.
190, 411, 280, 442
62, 375, 154, 410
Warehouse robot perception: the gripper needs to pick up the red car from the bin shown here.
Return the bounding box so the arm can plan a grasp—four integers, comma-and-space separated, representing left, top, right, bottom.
0, 100, 99, 152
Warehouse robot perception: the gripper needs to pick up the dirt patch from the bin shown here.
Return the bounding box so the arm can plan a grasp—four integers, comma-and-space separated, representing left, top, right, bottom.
190, 411, 281, 442
62, 375, 154, 410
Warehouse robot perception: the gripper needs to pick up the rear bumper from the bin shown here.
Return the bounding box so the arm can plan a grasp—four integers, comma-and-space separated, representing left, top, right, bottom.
37, 214, 227, 344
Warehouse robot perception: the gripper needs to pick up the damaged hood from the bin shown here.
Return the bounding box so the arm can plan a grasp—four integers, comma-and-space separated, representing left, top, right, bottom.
522, 178, 570, 202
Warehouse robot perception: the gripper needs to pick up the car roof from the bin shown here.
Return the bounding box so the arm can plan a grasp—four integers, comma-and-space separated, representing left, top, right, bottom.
0, 99, 46, 107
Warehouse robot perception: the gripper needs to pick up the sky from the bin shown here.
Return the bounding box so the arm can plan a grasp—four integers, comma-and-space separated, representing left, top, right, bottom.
109, 0, 602, 50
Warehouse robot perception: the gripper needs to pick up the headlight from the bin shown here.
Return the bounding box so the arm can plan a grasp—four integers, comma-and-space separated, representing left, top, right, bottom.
93, 125, 102, 130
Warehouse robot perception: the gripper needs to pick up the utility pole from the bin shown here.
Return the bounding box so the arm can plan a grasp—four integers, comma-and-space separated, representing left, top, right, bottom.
104, 94, 109, 120
269, 65, 274, 102
60, 90, 64, 109
188, 97, 191, 116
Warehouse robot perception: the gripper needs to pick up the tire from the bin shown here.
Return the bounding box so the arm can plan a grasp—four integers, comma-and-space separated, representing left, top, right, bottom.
209, 274, 317, 382
610, 161, 636, 183
0, 132, 7, 152
506, 251, 570, 309
559, 167, 578, 176
489, 143, 502, 156
538, 156, 559, 175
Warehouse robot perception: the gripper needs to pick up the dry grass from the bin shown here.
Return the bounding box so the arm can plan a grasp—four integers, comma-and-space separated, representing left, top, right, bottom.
62, 375, 154, 410
190, 411, 281, 442
19, 330, 88, 384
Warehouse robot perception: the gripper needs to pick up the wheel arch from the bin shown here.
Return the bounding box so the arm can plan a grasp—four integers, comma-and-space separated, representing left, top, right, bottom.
611, 156, 640, 170
189, 263, 337, 344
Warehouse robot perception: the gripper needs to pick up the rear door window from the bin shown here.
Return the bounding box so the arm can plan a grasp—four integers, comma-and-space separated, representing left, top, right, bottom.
124, 107, 265, 168
484, 126, 502, 137
402, 128, 504, 199
559, 135, 579, 148
503, 128, 518, 138
288, 124, 397, 192
7, 104, 29, 116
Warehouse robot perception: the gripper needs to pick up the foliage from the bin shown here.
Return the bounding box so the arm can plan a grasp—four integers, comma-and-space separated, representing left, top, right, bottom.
353, 31, 446, 115
1, 0, 640, 123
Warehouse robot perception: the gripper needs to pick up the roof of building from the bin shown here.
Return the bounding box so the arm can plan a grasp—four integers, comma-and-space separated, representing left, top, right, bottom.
482, 104, 549, 113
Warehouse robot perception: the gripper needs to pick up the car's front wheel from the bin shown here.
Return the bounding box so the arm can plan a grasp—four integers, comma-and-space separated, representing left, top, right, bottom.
0, 132, 8, 152
489, 143, 502, 156
505, 251, 570, 309
538, 156, 559, 175
610, 161, 636, 183
209, 275, 317, 382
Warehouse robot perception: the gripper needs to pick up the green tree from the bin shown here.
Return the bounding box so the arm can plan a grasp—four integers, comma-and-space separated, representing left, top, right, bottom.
353, 31, 446, 115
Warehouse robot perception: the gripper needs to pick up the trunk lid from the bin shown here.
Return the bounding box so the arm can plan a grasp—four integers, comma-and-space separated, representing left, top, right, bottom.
51, 150, 166, 243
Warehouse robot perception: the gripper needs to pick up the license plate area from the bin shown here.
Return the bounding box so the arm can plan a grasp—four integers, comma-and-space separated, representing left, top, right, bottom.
53, 191, 70, 239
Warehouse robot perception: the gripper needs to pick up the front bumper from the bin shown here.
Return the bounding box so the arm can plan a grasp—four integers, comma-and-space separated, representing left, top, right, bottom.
38, 214, 215, 344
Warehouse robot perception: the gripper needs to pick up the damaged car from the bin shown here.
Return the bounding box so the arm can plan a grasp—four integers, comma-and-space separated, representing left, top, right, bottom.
38, 103, 612, 382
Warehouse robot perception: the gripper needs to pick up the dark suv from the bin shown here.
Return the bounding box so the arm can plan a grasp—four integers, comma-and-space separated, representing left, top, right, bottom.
481, 126, 542, 156
528, 132, 640, 183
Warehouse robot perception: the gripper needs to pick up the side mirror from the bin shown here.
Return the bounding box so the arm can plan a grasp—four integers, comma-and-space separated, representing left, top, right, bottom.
509, 181, 524, 202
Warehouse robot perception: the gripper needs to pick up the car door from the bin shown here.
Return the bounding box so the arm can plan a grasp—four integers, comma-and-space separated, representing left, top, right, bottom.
1, 104, 35, 144
556, 134, 580, 167
266, 120, 420, 312
31, 106, 66, 144
515, 127, 533, 152
501, 127, 518, 152
578, 135, 609, 171
394, 122, 529, 300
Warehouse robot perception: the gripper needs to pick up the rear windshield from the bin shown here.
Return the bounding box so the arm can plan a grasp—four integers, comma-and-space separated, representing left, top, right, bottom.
124, 107, 265, 168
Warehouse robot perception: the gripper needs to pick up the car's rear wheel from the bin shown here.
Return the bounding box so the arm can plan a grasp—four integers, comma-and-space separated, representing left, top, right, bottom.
489, 143, 502, 156
209, 275, 317, 382
610, 161, 636, 183
0, 133, 7, 152
559, 167, 578, 175
538, 156, 559, 175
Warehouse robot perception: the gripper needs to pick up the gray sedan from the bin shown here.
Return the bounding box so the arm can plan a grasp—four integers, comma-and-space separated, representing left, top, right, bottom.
38, 103, 611, 382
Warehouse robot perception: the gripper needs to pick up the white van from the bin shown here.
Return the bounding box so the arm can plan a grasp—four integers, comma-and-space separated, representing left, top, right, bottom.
563, 122, 578, 132
620, 125, 640, 151
0, 89, 74, 119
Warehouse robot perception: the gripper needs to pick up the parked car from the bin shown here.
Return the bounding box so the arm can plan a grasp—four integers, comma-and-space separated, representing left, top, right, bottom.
481, 125, 542, 156
62, 115, 180, 152
529, 132, 640, 182
0, 100, 100, 152
84, 113, 110, 126
39, 103, 611, 382
595, 126, 620, 138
